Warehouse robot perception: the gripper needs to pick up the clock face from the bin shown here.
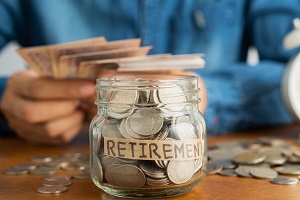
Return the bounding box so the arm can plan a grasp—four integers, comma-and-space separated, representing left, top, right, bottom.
281, 52, 300, 121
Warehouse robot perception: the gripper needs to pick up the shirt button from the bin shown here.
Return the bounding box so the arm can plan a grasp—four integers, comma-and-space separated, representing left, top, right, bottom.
194, 10, 206, 29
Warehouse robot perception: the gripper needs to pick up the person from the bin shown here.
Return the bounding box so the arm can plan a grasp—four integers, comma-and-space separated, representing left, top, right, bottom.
0, 0, 298, 145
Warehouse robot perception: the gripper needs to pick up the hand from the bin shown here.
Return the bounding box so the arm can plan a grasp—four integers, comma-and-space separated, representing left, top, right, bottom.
0, 70, 96, 145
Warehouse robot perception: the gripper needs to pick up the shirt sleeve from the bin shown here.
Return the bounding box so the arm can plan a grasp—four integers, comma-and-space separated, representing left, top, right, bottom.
194, 0, 300, 135
195, 62, 293, 136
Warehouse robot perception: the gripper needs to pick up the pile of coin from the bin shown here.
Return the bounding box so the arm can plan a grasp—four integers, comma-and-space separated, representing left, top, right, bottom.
2, 153, 91, 194
91, 79, 206, 189
207, 136, 300, 185
96, 155, 201, 188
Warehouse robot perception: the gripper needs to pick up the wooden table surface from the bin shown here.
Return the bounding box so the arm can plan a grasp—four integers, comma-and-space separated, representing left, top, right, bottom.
1, 126, 300, 200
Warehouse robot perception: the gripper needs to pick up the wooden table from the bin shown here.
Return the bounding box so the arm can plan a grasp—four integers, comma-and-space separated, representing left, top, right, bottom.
1, 126, 300, 200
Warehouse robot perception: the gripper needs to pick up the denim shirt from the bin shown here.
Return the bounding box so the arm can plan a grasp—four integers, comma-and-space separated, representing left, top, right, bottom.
0, 0, 299, 136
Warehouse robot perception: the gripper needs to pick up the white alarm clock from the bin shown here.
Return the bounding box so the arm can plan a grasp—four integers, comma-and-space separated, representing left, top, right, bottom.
281, 52, 300, 121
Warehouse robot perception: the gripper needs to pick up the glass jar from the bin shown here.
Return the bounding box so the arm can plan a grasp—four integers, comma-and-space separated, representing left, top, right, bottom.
90, 75, 207, 198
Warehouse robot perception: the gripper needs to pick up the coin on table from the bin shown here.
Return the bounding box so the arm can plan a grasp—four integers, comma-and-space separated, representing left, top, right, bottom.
43, 179, 72, 187
73, 172, 91, 180
249, 168, 278, 179
44, 174, 72, 181
206, 161, 223, 175
274, 165, 300, 175
30, 168, 56, 175
218, 169, 237, 177
210, 159, 236, 169
234, 166, 253, 178
36, 185, 68, 194
167, 160, 195, 184
30, 155, 53, 163
270, 177, 299, 185
13, 163, 37, 170
61, 162, 85, 171
2, 169, 28, 175
233, 152, 266, 164
264, 154, 287, 166
113, 165, 146, 188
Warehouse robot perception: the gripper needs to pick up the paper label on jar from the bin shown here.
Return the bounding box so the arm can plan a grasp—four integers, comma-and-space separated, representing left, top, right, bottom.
103, 137, 203, 160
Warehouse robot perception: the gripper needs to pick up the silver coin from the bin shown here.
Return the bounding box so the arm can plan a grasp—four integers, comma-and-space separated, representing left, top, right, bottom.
167, 160, 195, 184
274, 165, 300, 175
169, 123, 196, 140
101, 155, 123, 171
156, 84, 186, 111
113, 165, 146, 188
73, 172, 91, 179
30, 155, 53, 163
218, 169, 237, 177
2, 169, 28, 175
36, 185, 68, 194
61, 162, 85, 171
125, 116, 151, 140
13, 163, 37, 170
150, 125, 169, 140
107, 91, 137, 119
264, 154, 287, 165
101, 121, 124, 138
233, 152, 266, 164
139, 161, 167, 179
129, 108, 163, 136
43, 159, 68, 168
119, 118, 135, 139
207, 161, 223, 175
257, 136, 286, 146
174, 115, 191, 124
270, 177, 299, 185
30, 168, 56, 175
104, 164, 122, 186
235, 166, 253, 178
249, 168, 278, 179
210, 159, 236, 169
44, 174, 72, 181
43, 179, 72, 187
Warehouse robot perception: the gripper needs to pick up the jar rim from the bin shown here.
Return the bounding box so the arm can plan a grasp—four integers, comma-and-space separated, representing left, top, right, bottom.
96, 74, 198, 87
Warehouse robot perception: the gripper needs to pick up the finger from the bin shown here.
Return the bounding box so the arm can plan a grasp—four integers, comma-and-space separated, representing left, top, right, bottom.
55, 122, 83, 144
3, 94, 80, 123
39, 110, 84, 139
9, 70, 95, 99
5, 111, 84, 145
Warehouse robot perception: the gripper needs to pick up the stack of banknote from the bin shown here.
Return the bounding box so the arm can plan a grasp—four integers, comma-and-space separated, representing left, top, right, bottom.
17, 37, 205, 79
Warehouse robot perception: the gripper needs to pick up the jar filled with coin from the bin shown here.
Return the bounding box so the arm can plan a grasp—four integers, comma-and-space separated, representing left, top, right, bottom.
90, 75, 207, 198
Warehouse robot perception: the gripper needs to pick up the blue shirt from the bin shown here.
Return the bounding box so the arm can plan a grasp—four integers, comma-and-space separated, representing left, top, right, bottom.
0, 0, 299, 136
